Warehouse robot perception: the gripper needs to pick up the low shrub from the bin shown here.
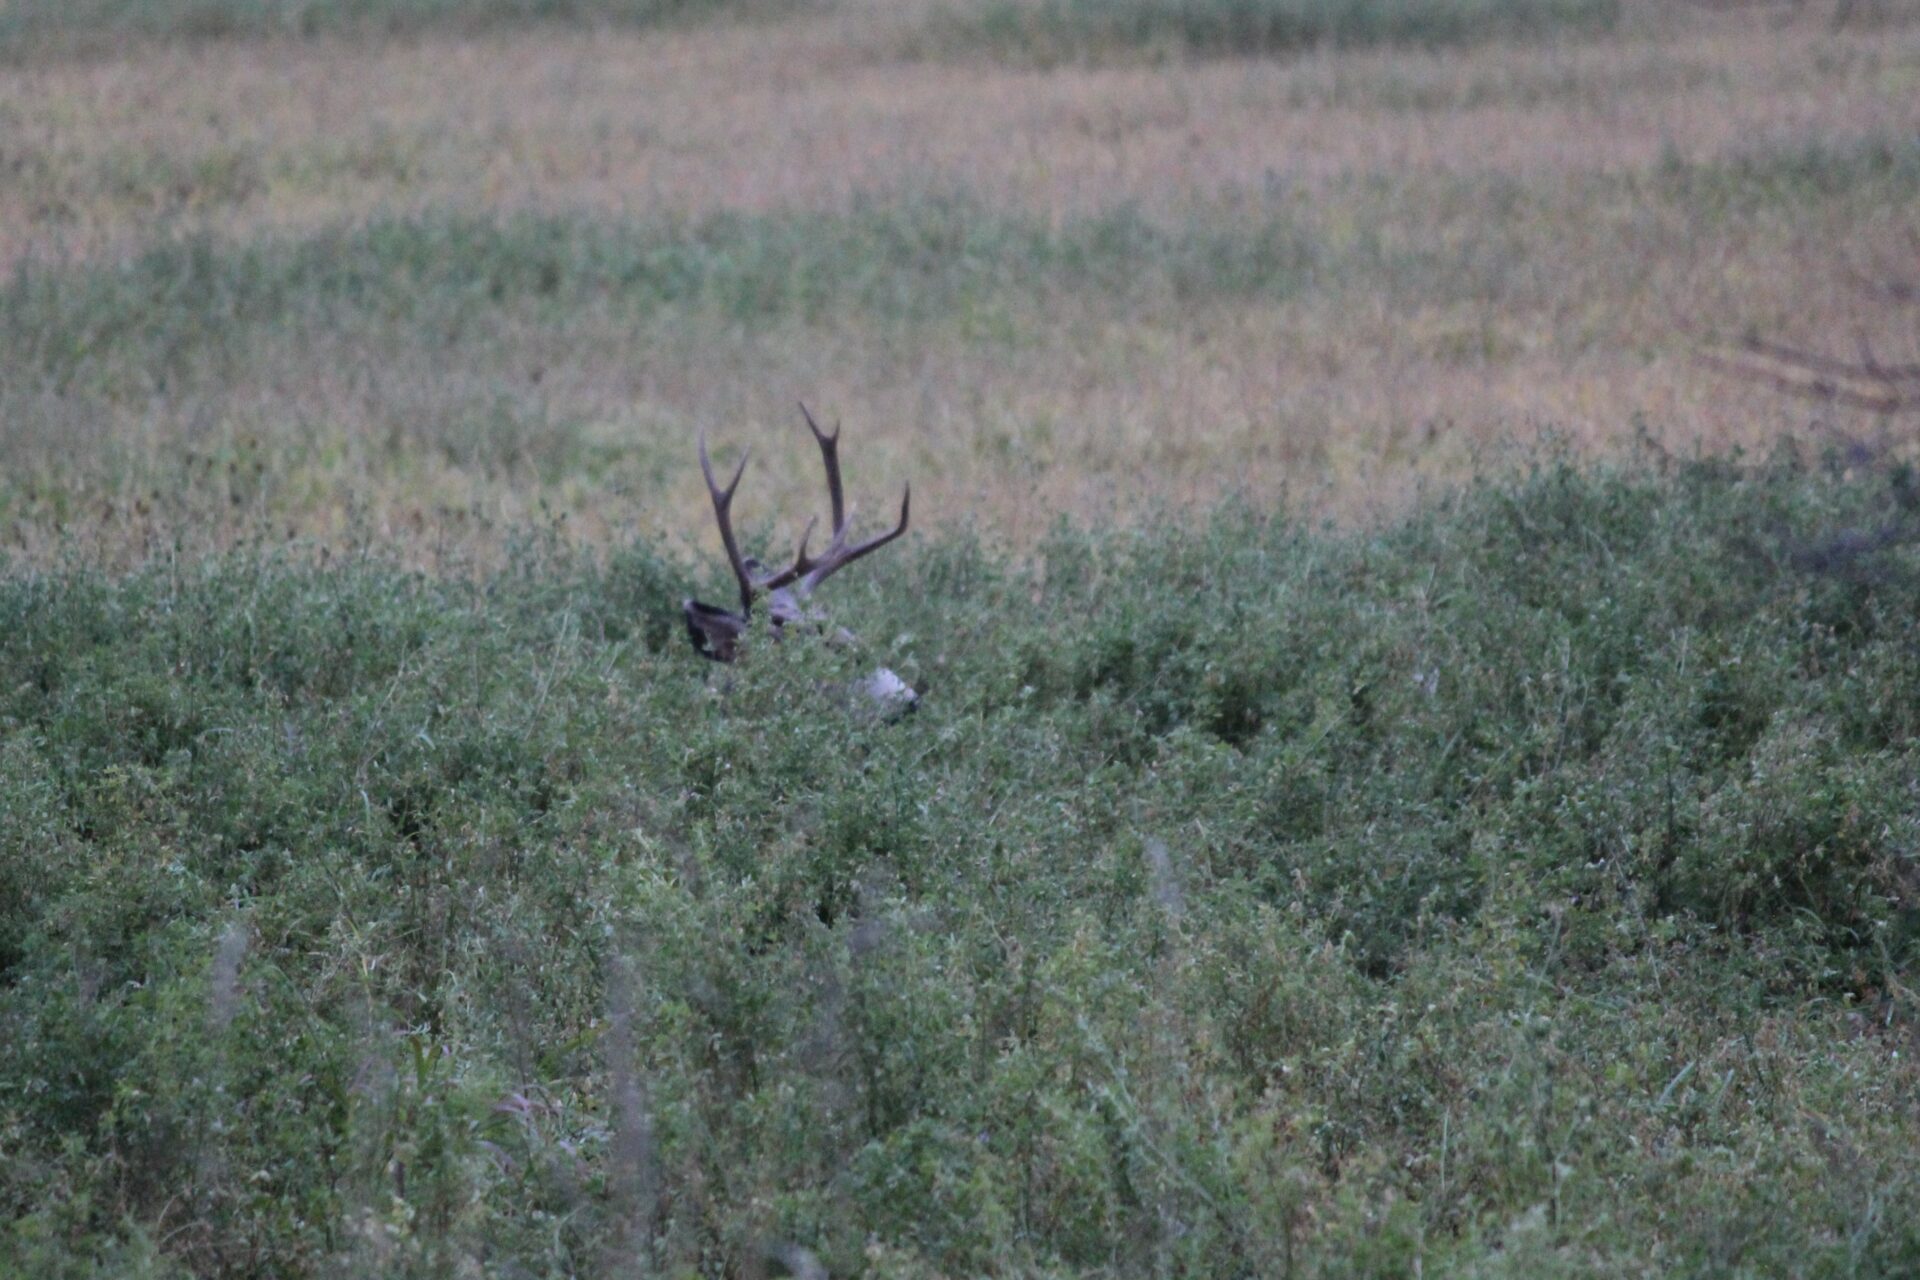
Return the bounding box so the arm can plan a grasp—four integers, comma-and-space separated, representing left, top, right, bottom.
935, 0, 1620, 65
2, 452, 1918, 1275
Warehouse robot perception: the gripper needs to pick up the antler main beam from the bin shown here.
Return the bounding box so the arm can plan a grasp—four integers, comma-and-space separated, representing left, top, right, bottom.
698, 431, 756, 616
800, 404, 845, 533
756, 403, 911, 597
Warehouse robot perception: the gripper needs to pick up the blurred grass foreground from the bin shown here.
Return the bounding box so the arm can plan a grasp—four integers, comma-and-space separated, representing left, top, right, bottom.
4, 455, 1920, 1275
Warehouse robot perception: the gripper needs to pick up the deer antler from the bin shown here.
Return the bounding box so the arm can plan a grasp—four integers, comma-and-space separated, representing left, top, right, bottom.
755, 403, 911, 598
803, 403, 845, 533
684, 408, 911, 664
698, 431, 757, 617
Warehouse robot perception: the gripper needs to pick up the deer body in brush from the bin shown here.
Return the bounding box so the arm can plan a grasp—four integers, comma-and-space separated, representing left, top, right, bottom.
683, 407, 916, 711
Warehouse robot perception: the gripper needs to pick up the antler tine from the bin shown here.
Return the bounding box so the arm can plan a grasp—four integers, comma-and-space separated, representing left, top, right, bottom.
699, 430, 757, 616
798, 402, 846, 534
758, 481, 910, 597
799, 483, 910, 593
756, 516, 821, 594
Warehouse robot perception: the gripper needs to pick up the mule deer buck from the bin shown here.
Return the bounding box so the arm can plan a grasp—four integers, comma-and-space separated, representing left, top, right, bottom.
683, 406, 916, 712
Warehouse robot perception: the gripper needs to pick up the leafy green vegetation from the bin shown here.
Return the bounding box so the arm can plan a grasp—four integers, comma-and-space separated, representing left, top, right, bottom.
5, 128, 1918, 551
0, 0, 1624, 63
3, 453, 1918, 1276
933, 0, 1619, 64
1653, 132, 1920, 219
2, 204, 1312, 396
0, 0, 802, 60
20, 126, 1920, 413
0, 201, 1317, 504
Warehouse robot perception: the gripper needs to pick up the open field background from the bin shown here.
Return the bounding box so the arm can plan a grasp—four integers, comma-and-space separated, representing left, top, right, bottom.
4, 1, 1920, 1276
2, 0, 1918, 560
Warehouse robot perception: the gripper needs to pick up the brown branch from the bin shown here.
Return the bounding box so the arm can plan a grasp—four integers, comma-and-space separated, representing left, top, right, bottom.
1695, 349, 1910, 415
1733, 335, 1920, 385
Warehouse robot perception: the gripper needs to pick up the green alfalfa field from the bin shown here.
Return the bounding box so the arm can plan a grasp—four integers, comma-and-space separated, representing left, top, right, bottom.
3, 0, 1920, 1275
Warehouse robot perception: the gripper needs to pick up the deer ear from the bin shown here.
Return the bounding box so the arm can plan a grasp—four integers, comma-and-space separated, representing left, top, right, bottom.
683, 599, 747, 662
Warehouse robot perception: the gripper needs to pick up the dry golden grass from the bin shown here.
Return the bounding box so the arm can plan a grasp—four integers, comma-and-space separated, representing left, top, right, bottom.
2, 1, 1918, 563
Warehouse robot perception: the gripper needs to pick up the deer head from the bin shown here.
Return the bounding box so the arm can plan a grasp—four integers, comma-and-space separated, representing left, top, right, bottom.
683, 406, 911, 673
